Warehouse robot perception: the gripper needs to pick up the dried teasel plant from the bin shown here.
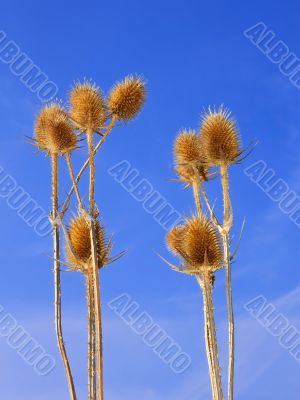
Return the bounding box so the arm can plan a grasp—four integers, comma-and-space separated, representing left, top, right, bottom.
31, 76, 146, 400
162, 215, 224, 400
200, 106, 247, 400
159, 106, 250, 400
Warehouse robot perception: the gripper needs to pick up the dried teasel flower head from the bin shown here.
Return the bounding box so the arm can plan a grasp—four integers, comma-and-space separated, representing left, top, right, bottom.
108, 76, 146, 121
35, 103, 77, 155
166, 216, 223, 274
166, 225, 186, 256
66, 214, 111, 273
174, 129, 209, 185
200, 106, 241, 166
69, 82, 106, 131
182, 216, 223, 273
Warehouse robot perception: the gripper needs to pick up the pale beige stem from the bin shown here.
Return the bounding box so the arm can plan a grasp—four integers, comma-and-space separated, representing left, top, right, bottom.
220, 164, 234, 400
51, 154, 77, 400
197, 274, 223, 400
192, 185, 218, 396
66, 152, 84, 211
192, 181, 202, 218
86, 273, 96, 400
61, 117, 117, 216
87, 129, 104, 400
197, 276, 217, 399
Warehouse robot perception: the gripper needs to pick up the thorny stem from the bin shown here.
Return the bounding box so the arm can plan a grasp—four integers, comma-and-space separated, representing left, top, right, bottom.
61, 117, 117, 216
197, 275, 223, 400
220, 163, 234, 400
51, 154, 77, 400
87, 129, 104, 400
66, 152, 84, 211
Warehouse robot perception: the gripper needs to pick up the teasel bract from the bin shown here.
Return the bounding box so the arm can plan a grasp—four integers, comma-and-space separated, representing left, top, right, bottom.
164, 215, 224, 400
200, 106, 244, 400
34, 103, 78, 400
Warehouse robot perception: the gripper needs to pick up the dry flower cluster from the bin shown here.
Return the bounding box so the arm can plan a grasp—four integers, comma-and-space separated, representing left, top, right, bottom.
161, 106, 249, 400
31, 76, 146, 400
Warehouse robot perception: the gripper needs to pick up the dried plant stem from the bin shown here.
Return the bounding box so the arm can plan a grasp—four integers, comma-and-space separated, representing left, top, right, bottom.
87, 129, 104, 400
192, 181, 202, 217
201, 281, 217, 399
193, 183, 220, 397
51, 154, 77, 400
61, 117, 117, 216
86, 273, 96, 400
220, 164, 234, 400
197, 274, 223, 400
66, 152, 84, 210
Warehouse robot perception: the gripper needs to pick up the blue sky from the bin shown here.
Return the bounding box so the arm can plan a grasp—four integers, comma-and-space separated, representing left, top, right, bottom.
0, 0, 300, 398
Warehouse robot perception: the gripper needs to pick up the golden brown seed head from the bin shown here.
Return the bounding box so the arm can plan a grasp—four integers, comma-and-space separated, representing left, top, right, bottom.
67, 215, 111, 272
174, 130, 208, 184
182, 216, 223, 273
166, 225, 186, 256
69, 82, 106, 131
200, 107, 241, 166
108, 76, 145, 121
35, 104, 77, 154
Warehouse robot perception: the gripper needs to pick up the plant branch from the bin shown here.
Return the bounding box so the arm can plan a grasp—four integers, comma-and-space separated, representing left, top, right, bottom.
66, 152, 84, 211
201, 186, 221, 228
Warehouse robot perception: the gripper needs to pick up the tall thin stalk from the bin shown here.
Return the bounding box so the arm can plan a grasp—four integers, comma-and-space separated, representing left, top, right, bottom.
87, 129, 104, 400
201, 279, 217, 399
220, 163, 234, 400
197, 274, 223, 400
193, 182, 217, 398
86, 274, 96, 399
51, 154, 77, 400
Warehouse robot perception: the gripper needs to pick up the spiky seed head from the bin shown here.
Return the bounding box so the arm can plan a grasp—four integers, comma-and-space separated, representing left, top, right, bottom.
182, 216, 223, 272
166, 225, 186, 256
200, 107, 241, 166
67, 215, 111, 272
174, 130, 208, 184
69, 82, 106, 131
35, 104, 77, 154
108, 76, 145, 121
174, 130, 201, 163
